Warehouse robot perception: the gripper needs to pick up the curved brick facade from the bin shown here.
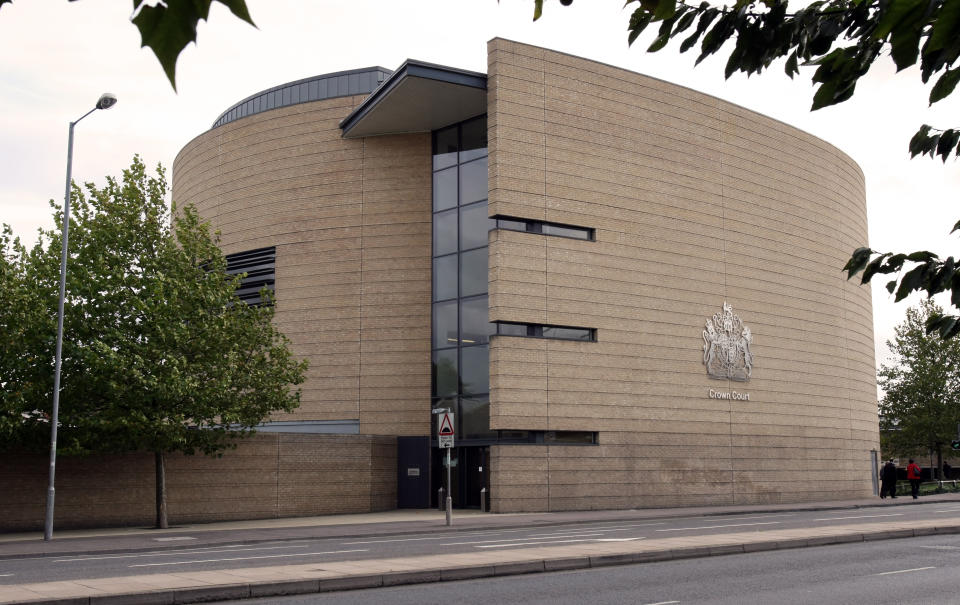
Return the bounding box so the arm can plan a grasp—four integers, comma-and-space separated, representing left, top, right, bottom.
486, 40, 877, 511
173, 95, 432, 437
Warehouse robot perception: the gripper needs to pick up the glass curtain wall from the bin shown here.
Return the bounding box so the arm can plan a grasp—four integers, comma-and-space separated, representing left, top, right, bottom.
431, 116, 497, 442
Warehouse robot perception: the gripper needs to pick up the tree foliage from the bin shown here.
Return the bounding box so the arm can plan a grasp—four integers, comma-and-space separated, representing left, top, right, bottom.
0, 0, 255, 89
878, 300, 960, 463
0, 156, 306, 460
536, 0, 960, 336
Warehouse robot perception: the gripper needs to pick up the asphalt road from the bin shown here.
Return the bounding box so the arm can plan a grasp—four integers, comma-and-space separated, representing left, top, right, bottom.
4, 502, 960, 585
220, 533, 960, 605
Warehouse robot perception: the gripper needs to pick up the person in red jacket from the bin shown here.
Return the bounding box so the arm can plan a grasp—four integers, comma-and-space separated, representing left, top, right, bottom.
907, 459, 922, 499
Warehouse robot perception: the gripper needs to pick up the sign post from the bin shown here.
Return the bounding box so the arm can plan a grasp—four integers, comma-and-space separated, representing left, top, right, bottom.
437, 411, 455, 526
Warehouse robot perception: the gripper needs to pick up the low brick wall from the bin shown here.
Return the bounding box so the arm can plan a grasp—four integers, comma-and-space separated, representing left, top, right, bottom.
0, 433, 397, 532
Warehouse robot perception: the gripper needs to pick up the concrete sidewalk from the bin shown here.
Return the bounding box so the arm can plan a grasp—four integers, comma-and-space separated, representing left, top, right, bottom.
3, 493, 960, 604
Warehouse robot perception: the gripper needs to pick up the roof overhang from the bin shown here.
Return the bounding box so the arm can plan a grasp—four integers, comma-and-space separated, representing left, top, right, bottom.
340, 60, 487, 139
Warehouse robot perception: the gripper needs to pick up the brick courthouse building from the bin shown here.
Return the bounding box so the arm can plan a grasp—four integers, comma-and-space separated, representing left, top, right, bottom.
3, 40, 879, 529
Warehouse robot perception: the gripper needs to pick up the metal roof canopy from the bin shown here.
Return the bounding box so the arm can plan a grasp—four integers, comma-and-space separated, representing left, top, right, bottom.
340, 60, 487, 139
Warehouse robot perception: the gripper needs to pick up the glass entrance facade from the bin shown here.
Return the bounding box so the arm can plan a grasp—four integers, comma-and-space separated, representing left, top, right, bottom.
431, 116, 497, 443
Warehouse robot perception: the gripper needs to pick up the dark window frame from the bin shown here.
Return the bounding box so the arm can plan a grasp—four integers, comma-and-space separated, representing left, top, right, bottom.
493, 215, 595, 241
428, 424, 598, 447
493, 321, 597, 342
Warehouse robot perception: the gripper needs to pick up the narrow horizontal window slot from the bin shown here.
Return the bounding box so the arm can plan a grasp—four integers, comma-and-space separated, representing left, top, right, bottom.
493, 215, 594, 241
493, 321, 596, 342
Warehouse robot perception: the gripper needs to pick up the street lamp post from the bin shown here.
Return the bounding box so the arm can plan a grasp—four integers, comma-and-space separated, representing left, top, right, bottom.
43, 93, 118, 542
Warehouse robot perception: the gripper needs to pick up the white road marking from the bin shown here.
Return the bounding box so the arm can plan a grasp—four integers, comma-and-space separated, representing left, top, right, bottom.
129, 549, 367, 567
527, 523, 665, 538
345, 523, 667, 546
596, 538, 642, 542
56, 544, 311, 563
558, 522, 667, 530
671, 513, 795, 522
934, 508, 960, 513
343, 528, 531, 545
153, 537, 197, 542
874, 566, 935, 576
704, 514, 795, 521
814, 514, 903, 521
443, 534, 607, 546
656, 521, 781, 532
344, 536, 465, 545
0, 574, 14, 577
529, 531, 617, 538
644, 601, 680, 605
476, 539, 604, 548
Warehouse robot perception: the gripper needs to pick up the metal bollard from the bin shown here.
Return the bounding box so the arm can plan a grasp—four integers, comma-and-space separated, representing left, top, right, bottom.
480, 487, 487, 513
438, 487, 445, 511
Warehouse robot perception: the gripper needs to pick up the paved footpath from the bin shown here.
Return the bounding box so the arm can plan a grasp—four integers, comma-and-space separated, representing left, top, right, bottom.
3, 493, 960, 604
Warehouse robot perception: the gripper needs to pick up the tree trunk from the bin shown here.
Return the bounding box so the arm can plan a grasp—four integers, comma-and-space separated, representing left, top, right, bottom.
155, 451, 168, 529
937, 446, 943, 482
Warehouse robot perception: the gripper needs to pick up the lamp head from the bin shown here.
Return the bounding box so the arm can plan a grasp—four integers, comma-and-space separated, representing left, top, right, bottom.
96, 93, 118, 110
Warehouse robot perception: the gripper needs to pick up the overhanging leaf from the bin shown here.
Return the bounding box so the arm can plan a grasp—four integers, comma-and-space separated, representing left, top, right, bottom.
785, 51, 799, 78
843, 246, 874, 279
132, 0, 255, 90
861, 252, 892, 284
895, 263, 932, 302
873, 0, 925, 40
930, 68, 960, 105
927, 0, 960, 53
905, 251, 938, 263
910, 125, 934, 156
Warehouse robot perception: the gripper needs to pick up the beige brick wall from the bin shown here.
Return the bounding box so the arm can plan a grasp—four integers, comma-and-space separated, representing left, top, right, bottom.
487, 39, 878, 512
172, 97, 432, 437
0, 434, 396, 531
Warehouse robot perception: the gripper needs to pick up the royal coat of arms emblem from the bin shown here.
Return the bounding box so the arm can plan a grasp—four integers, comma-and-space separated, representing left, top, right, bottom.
702, 302, 753, 381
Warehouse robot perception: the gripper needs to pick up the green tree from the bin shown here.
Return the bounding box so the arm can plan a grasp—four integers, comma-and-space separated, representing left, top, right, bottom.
0, 157, 306, 528
0, 227, 57, 452
879, 299, 960, 476
0, 0, 255, 89
535, 0, 960, 336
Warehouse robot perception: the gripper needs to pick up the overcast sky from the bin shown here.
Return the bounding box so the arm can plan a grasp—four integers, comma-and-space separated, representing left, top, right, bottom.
2, 0, 958, 374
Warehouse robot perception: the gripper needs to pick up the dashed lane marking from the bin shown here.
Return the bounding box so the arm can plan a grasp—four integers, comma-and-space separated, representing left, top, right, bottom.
476, 539, 620, 549
874, 566, 935, 576
596, 538, 643, 542
343, 528, 539, 545
153, 537, 197, 542
56, 544, 312, 563
655, 521, 781, 532
443, 534, 607, 546
813, 514, 903, 521
129, 549, 368, 567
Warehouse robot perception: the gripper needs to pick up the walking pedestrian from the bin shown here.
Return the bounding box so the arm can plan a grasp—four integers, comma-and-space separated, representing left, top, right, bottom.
907, 458, 922, 499
880, 459, 898, 499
